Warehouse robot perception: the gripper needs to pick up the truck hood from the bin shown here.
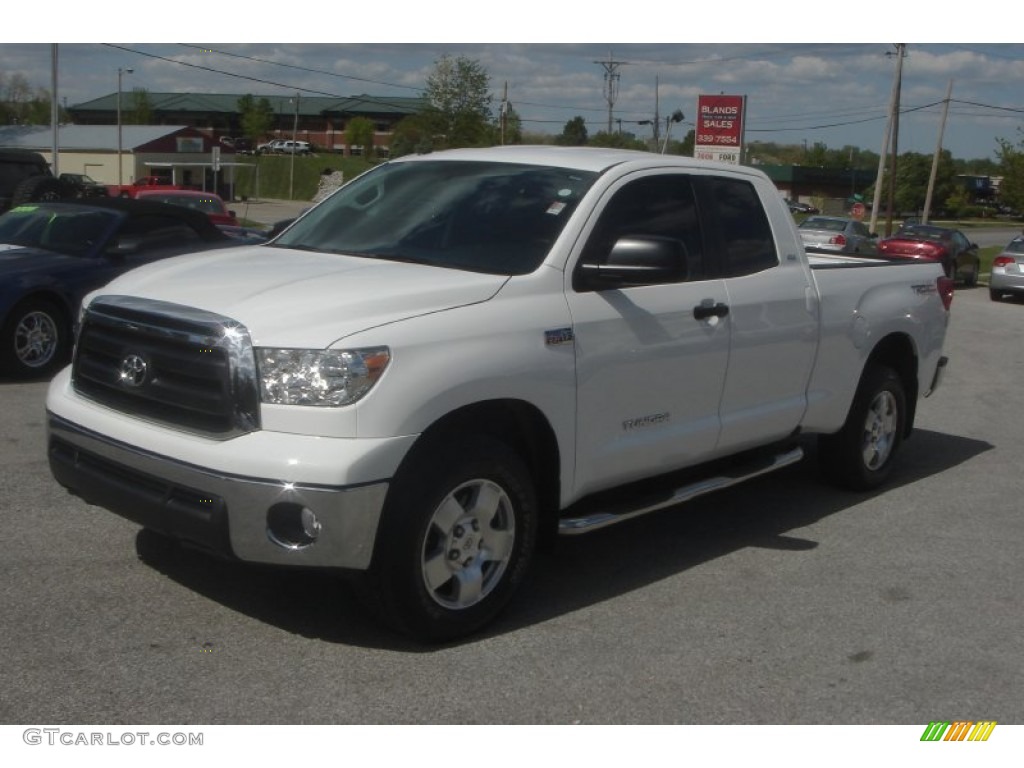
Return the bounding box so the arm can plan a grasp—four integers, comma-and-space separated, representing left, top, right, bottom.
90, 245, 509, 348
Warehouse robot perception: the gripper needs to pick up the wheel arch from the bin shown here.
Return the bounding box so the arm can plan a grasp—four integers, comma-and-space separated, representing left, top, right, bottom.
2, 289, 74, 332
863, 331, 918, 437
395, 398, 562, 542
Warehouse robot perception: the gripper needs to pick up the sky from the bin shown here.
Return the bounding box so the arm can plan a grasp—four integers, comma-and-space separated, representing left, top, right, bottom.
3, 6, 1023, 162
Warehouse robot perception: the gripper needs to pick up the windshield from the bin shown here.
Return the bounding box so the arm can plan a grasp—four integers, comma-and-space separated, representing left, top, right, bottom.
800, 217, 846, 232
272, 159, 598, 275
0, 205, 119, 256
900, 225, 949, 241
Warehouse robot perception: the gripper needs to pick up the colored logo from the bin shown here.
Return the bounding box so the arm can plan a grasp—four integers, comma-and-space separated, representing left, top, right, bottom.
920, 721, 997, 742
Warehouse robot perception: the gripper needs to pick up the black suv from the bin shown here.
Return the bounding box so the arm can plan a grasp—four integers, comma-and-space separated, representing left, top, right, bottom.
0, 149, 100, 214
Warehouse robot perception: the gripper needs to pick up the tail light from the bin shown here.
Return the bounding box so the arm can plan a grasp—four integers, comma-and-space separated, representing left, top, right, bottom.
937, 276, 955, 310
993, 255, 1015, 268
830, 234, 847, 246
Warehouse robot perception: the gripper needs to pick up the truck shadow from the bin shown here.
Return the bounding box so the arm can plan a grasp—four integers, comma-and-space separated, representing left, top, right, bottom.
134, 428, 991, 651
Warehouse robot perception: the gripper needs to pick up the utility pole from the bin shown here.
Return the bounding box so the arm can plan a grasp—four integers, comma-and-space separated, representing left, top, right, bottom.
653, 75, 660, 146
289, 92, 299, 200
869, 44, 904, 236
884, 44, 906, 236
594, 51, 627, 134
923, 79, 953, 225
500, 81, 508, 146
51, 44, 59, 176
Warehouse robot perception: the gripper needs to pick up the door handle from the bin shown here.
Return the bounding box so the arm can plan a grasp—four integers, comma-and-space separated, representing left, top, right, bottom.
693, 301, 730, 320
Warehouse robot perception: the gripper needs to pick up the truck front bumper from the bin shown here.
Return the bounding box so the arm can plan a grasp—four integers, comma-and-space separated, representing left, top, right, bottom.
48, 413, 392, 570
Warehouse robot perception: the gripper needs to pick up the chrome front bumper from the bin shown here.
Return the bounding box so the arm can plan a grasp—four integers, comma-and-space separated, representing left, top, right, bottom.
47, 414, 388, 570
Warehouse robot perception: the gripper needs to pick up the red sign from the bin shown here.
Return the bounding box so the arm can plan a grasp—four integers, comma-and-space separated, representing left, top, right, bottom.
851, 202, 866, 220
696, 94, 744, 148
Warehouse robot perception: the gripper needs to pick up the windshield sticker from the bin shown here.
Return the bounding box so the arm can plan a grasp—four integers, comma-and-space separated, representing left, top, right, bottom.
546, 201, 567, 216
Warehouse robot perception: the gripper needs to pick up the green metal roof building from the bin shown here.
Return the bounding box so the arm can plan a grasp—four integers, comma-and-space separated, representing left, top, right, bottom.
68, 92, 427, 156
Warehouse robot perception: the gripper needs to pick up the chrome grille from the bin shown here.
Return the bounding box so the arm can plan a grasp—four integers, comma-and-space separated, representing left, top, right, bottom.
72, 296, 259, 437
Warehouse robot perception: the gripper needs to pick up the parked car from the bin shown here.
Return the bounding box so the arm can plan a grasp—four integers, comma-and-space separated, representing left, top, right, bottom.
257, 139, 312, 155
0, 198, 234, 378
989, 236, 1024, 301
134, 189, 237, 226
58, 173, 110, 199
278, 140, 312, 155
798, 216, 877, 255
877, 224, 980, 285
786, 199, 819, 215
0, 149, 95, 213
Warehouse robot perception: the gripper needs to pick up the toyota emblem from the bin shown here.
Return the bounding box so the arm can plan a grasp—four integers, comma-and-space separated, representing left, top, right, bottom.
119, 353, 149, 388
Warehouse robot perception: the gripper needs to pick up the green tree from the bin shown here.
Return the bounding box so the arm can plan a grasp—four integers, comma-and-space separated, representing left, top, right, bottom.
346, 116, 376, 158
493, 102, 522, 145
125, 87, 153, 125
389, 114, 437, 158
423, 54, 493, 149
588, 131, 647, 151
997, 136, 1024, 214
238, 94, 274, 142
894, 150, 956, 215
664, 128, 695, 156
556, 116, 588, 146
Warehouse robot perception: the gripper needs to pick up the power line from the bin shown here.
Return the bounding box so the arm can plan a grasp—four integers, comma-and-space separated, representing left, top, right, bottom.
176, 44, 421, 93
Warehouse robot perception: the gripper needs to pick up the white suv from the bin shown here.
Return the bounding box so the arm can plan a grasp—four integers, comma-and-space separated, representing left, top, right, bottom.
258, 139, 312, 155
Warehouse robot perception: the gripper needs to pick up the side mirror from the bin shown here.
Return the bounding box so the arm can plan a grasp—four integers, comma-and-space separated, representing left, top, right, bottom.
577, 236, 688, 290
228, 210, 237, 220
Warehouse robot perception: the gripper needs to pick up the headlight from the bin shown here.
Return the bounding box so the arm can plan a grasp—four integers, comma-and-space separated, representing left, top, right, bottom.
256, 347, 390, 407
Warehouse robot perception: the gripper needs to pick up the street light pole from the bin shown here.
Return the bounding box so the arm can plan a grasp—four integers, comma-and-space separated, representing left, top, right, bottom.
289, 92, 299, 200
116, 67, 133, 187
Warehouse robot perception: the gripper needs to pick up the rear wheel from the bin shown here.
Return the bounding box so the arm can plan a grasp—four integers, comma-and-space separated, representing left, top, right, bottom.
963, 261, 979, 287
819, 364, 906, 491
990, 288, 1002, 302
359, 434, 538, 642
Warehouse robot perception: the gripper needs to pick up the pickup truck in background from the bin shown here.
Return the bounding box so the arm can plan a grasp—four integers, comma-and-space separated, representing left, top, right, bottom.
107, 176, 190, 198
46, 147, 952, 641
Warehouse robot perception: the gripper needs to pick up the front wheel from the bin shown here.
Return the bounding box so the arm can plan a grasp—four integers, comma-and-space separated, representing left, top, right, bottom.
359, 435, 538, 642
819, 364, 906, 491
0, 298, 68, 378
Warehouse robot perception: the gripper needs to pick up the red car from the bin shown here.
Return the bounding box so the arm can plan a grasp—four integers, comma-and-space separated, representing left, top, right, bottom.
134, 189, 237, 226
877, 224, 981, 286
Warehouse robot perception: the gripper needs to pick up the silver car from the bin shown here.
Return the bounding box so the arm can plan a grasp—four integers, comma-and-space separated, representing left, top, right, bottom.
798, 216, 877, 256
990, 237, 1024, 301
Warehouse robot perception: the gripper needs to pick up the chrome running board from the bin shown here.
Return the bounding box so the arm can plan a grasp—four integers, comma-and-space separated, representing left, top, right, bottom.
558, 445, 804, 535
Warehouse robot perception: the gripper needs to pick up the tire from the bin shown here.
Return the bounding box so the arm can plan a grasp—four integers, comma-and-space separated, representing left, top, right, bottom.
963, 262, 979, 288
11, 175, 62, 206
0, 297, 68, 379
358, 434, 538, 642
990, 288, 1002, 302
818, 364, 906, 491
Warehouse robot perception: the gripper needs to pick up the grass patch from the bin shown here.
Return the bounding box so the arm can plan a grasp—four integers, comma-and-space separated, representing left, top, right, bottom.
232, 154, 376, 201
979, 244, 1003, 278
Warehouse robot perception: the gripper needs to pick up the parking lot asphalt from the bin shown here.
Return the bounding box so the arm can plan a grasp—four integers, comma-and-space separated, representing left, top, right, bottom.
229, 197, 311, 227
0, 285, 1022, 728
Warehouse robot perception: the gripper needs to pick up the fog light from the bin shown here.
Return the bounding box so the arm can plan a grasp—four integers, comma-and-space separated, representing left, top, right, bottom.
267, 502, 321, 549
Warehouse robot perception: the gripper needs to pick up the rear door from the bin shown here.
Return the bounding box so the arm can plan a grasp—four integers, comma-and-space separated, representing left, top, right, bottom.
696, 174, 818, 453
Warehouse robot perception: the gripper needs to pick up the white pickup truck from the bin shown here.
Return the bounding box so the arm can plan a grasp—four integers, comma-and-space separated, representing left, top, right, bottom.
46, 146, 952, 641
